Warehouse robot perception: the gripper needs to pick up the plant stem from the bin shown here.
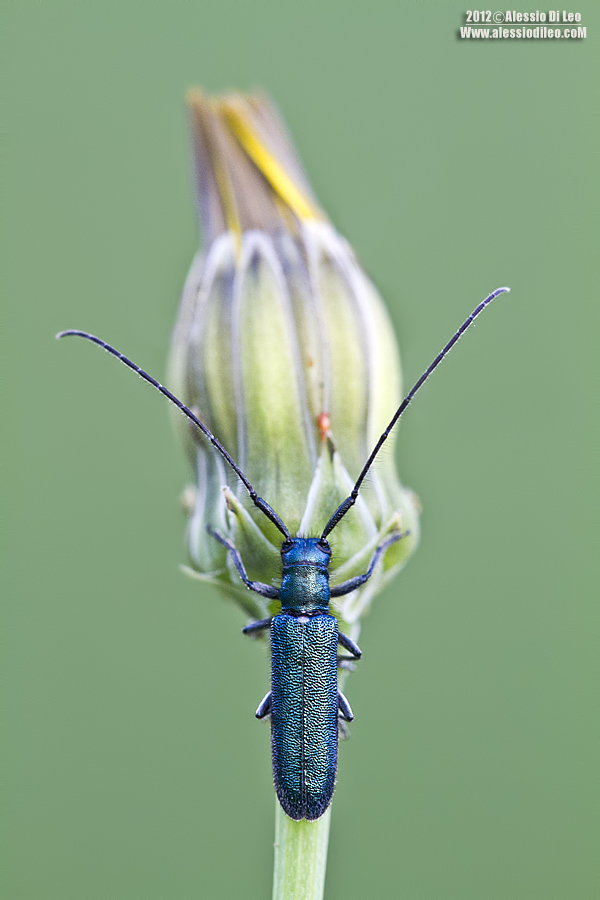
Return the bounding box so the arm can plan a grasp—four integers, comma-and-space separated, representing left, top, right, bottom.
272, 801, 332, 900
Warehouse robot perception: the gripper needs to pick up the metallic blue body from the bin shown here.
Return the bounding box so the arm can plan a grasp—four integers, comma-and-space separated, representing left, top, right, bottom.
269, 539, 338, 820
270, 613, 338, 820
279, 538, 331, 615
229, 532, 391, 821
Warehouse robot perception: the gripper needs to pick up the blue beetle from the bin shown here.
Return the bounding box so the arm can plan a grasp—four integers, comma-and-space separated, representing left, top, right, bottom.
207, 529, 401, 819
58, 286, 508, 820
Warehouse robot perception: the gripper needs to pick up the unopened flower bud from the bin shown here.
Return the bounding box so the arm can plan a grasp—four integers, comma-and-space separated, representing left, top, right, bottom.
169, 91, 420, 631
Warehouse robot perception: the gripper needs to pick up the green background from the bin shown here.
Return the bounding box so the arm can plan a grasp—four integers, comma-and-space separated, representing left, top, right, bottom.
2, 2, 597, 898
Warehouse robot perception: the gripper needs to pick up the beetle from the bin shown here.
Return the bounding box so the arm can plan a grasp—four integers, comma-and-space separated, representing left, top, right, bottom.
58, 285, 509, 820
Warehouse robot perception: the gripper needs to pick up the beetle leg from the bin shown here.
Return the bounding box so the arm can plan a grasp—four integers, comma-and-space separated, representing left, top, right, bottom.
207, 525, 279, 598
242, 617, 273, 636
255, 691, 272, 719
338, 690, 354, 722
338, 631, 362, 659
330, 530, 408, 597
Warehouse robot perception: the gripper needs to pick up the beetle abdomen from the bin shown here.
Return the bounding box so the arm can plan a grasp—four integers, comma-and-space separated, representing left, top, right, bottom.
270, 614, 338, 820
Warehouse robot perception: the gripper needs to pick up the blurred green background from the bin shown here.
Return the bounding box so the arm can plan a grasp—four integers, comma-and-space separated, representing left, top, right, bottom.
2, 2, 597, 898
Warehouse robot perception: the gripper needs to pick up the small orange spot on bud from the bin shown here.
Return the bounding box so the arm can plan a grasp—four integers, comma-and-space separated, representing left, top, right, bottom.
307, 357, 314, 368
317, 412, 330, 442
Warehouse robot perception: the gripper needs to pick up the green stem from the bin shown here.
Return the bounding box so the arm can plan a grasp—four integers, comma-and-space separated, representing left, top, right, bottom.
272, 801, 331, 900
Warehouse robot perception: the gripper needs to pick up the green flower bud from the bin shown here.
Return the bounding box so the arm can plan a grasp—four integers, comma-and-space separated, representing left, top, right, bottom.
169, 91, 420, 634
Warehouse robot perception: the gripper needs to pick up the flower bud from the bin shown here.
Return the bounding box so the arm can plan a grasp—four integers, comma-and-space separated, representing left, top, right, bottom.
169, 91, 420, 631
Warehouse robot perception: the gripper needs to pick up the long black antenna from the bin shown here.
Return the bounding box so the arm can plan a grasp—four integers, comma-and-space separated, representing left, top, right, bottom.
56, 330, 291, 541
321, 286, 510, 540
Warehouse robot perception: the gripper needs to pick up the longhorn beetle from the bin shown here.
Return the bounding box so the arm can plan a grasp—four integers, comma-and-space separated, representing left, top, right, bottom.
58, 285, 509, 820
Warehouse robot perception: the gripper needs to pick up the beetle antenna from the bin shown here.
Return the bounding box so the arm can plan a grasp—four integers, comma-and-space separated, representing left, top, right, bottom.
321, 286, 510, 540
56, 330, 291, 541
